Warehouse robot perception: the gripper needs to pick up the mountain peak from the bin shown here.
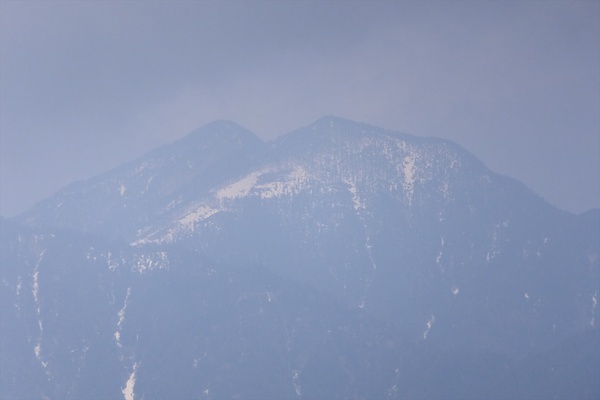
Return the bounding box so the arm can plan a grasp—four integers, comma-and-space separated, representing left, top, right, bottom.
177, 119, 263, 149
307, 115, 370, 132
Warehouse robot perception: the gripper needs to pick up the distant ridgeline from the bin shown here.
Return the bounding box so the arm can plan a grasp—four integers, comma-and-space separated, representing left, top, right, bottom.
2, 117, 598, 399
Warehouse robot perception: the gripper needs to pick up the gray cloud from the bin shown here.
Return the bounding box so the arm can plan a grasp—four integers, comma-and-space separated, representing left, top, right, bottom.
1, 0, 598, 216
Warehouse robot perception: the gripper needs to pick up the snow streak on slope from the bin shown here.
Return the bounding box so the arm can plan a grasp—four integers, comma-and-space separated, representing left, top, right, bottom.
114, 287, 131, 348
122, 362, 139, 400
179, 206, 220, 231
403, 155, 416, 206
256, 166, 310, 199
217, 170, 266, 200
216, 165, 310, 201
134, 164, 312, 244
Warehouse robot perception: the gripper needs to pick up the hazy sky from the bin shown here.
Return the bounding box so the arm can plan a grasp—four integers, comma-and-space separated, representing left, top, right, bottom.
1, 0, 598, 216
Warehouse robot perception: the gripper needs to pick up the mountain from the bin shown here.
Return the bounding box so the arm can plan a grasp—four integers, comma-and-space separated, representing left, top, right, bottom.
2, 117, 599, 399
20, 120, 265, 239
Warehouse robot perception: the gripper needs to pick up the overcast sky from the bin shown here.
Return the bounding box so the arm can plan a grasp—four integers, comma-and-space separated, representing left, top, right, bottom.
1, 0, 598, 216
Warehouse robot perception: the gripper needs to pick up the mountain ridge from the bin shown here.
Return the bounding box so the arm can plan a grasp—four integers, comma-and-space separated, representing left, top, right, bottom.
2, 116, 598, 399
19, 117, 567, 238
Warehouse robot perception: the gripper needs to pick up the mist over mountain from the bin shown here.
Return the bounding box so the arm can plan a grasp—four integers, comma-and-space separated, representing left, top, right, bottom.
2, 117, 599, 399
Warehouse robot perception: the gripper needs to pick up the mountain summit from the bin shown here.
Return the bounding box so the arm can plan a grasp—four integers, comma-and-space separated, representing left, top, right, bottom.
3, 117, 599, 399
20, 119, 266, 238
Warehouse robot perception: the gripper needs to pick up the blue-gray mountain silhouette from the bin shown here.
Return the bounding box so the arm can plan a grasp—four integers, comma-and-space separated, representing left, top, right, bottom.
2, 117, 598, 399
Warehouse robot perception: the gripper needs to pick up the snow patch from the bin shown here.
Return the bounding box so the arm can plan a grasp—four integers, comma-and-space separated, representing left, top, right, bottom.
33, 341, 47, 368
292, 369, 302, 397
436, 238, 445, 265
16, 275, 22, 296
107, 252, 120, 271
179, 205, 220, 231
422, 315, 435, 339
122, 362, 139, 400
32, 250, 45, 311
402, 155, 416, 205
115, 288, 131, 348
32, 269, 40, 307
345, 179, 365, 210
32, 252, 45, 336
132, 252, 169, 273
256, 166, 309, 199
217, 170, 265, 200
